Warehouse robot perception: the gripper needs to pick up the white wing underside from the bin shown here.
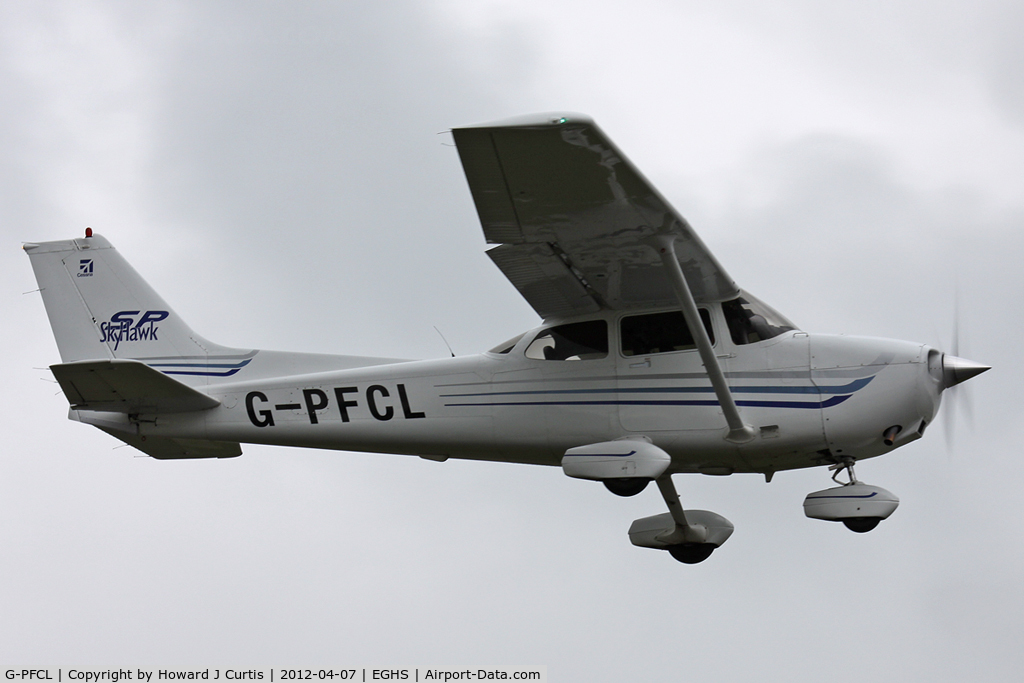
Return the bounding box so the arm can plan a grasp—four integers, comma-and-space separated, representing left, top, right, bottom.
453, 113, 739, 320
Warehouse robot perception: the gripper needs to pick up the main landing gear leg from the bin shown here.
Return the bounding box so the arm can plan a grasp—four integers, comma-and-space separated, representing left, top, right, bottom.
627, 474, 735, 563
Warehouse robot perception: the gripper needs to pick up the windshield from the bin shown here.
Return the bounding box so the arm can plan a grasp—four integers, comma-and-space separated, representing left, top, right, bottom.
721, 292, 797, 345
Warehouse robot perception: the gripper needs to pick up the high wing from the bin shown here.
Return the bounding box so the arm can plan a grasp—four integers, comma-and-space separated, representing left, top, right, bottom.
452, 113, 739, 319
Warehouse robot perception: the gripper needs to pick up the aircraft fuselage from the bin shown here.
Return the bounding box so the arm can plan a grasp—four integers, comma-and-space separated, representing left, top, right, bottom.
80, 311, 941, 478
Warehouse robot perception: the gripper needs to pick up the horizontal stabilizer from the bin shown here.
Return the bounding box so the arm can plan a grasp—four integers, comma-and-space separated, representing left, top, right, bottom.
93, 424, 241, 459
51, 359, 220, 413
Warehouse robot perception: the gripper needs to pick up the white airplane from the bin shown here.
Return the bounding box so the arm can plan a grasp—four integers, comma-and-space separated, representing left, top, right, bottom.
25, 113, 989, 563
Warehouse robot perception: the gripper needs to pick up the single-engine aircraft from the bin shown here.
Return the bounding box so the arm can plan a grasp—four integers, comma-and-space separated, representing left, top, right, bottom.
25, 113, 989, 563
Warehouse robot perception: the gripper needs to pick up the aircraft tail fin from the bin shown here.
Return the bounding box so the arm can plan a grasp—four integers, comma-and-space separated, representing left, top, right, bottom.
24, 233, 252, 385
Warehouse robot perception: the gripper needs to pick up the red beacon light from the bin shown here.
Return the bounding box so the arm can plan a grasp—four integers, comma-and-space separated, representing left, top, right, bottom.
85, 227, 93, 238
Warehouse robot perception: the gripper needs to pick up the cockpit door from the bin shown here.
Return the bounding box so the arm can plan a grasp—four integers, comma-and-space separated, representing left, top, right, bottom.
615, 308, 725, 433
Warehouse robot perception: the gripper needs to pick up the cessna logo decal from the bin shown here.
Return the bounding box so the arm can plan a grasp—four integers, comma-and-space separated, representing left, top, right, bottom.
98, 310, 169, 350
77, 259, 94, 277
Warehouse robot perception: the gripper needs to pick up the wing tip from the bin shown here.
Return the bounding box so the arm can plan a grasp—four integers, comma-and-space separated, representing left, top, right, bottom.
453, 112, 594, 131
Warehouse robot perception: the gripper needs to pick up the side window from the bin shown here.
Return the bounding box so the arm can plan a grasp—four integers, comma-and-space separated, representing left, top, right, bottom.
620, 309, 714, 357
489, 332, 526, 354
525, 320, 608, 361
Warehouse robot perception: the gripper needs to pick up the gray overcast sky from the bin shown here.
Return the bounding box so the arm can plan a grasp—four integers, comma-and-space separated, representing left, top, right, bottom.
3, 1, 1022, 679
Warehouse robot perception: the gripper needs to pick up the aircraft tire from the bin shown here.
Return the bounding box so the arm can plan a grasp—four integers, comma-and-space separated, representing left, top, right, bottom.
842, 517, 882, 533
667, 543, 716, 564
603, 478, 651, 497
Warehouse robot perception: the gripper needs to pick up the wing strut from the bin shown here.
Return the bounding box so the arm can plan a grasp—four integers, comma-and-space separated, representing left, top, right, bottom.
647, 234, 755, 443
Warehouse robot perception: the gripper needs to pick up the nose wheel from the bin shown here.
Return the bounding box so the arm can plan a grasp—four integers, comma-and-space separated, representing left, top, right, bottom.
841, 517, 881, 533
804, 457, 900, 531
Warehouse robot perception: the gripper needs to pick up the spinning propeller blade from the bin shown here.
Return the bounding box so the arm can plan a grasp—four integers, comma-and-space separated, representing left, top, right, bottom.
939, 298, 989, 448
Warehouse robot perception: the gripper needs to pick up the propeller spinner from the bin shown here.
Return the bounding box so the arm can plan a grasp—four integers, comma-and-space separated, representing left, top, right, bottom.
942, 354, 990, 389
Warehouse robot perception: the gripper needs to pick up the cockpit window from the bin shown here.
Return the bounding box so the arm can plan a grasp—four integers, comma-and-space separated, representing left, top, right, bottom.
620, 309, 714, 357
489, 332, 526, 354
722, 293, 797, 345
525, 320, 608, 361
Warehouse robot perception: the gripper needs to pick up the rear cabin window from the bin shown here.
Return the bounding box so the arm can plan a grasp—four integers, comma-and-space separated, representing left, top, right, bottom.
525, 320, 608, 361
721, 295, 796, 345
620, 309, 714, 356
489, 332, 526, 354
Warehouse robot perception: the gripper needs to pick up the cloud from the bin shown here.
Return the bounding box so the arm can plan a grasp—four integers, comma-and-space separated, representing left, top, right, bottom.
3, 1, 1022, 679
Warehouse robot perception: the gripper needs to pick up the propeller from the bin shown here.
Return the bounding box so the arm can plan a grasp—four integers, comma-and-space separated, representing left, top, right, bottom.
939, 298, 989, 449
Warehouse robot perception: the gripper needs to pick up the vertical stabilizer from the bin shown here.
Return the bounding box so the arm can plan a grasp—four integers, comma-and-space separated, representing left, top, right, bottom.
24, 234, 249, 385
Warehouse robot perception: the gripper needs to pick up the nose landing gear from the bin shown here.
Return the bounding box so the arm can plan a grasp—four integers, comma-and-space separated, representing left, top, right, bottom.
803, 458, 900, 532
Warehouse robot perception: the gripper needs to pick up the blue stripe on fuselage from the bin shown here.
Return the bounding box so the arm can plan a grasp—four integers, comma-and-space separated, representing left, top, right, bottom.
444, 395, 852, 410
148, 358, 252, 377
441, 375, 873, 410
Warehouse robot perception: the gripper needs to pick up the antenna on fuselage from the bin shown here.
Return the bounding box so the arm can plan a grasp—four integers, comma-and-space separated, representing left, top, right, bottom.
433, 326, 456, 358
